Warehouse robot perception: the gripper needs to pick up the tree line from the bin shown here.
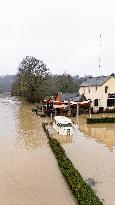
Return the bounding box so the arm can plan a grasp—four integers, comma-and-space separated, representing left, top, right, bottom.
11, 56, 84, 102
0, 75, 15, 92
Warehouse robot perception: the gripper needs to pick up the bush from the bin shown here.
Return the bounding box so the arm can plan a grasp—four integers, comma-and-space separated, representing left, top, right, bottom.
87, 117, 115, 124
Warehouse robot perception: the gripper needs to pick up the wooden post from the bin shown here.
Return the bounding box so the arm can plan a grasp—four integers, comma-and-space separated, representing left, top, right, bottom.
35, 108, 37, 115
41, 105, 44, 114
77, 103, 79, 118
51, 113, 53, 122
55, 108, 57, 116
89, 105, 92, 118
68, 100, 71, 117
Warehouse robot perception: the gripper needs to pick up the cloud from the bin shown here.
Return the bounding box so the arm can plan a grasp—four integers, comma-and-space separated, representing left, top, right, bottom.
0, 0, 115, 75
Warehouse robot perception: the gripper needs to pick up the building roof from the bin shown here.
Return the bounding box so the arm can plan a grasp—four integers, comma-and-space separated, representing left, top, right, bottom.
80, 75, 112, 87
61, 93, 87, 102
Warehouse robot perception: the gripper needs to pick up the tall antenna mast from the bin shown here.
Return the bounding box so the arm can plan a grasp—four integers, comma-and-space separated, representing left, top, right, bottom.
98, 34, 102, 75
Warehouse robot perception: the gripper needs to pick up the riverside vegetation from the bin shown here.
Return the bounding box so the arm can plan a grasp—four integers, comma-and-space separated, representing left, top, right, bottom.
42, 122, 103, 205
11, 56, 84, 102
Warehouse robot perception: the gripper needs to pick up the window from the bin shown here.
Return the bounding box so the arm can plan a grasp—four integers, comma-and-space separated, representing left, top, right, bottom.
94, 99, 98, 106
105, 86, 109, 93
57, 123, 72, 127
96, 87, 97, 91
88, 88, 90, 93
107, 99, 115, 107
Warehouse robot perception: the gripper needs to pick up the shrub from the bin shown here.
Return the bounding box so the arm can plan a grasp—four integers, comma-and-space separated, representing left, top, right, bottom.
87, 117, 115, 124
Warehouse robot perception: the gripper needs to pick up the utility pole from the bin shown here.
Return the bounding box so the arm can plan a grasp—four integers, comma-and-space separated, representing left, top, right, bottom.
98, 34, 102, 75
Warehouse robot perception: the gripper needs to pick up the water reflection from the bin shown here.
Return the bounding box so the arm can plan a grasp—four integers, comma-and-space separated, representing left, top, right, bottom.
64, 114, 115, 205
53, 132, 73, 144
72, 114, 115, 150
0, 94, 76, 205
16, 103, 47, 149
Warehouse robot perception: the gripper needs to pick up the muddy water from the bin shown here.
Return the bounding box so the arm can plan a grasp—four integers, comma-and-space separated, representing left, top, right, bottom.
0, 93, 76, 205
58, 114, 115, 205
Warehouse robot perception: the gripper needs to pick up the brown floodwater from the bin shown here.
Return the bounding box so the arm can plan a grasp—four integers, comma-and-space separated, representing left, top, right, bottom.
43, 114, 115, 205
53, 114, 115, 205
1, 93, 115, 205
74, 114, 115, 205
0, 93, 76, 205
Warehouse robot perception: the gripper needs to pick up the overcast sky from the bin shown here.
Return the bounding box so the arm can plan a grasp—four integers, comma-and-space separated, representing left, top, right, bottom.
0, 0, 115, 76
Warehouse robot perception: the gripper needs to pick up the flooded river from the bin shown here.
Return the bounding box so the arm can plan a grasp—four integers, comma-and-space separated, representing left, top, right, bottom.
0, 93, 76, 205
1, 93, 115, 205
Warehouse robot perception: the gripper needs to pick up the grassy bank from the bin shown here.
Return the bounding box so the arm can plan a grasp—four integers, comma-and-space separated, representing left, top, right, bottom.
42, 122, 102, 205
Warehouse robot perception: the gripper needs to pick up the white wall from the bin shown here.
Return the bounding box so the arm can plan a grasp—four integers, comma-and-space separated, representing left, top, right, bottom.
79, 76, 115, 111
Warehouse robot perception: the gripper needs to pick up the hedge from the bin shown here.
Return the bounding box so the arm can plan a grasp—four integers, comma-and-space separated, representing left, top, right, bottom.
87, 117, 115, 124
42, 122, 103, 205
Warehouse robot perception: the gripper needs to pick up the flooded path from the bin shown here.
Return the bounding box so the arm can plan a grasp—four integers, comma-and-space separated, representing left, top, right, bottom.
0, 93, 76, 205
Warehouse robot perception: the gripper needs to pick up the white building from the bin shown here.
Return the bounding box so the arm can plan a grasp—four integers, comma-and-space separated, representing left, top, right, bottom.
79, 74, 115, 112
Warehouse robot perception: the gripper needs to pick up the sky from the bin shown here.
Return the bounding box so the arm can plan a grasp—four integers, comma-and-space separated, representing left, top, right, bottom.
0, 0, 115, 76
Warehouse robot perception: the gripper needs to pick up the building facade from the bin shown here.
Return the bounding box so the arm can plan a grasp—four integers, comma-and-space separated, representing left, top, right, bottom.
79, 74, 115, 112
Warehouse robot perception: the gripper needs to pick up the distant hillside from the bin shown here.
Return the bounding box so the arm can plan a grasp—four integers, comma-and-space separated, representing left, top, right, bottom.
0, 75, 15, 92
